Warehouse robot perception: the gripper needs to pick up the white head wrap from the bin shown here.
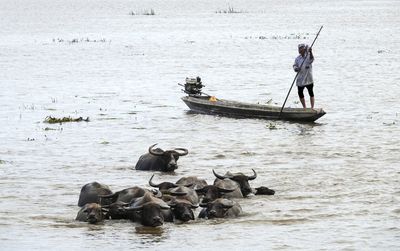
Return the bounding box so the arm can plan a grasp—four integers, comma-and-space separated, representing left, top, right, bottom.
298, 43, 306, 48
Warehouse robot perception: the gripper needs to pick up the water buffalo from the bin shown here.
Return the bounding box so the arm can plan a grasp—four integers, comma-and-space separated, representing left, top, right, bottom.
195, 185, 236, 204
135, 143, 188, 172
198, 198, 242, 219
213, 169, 257, 197
78, 182, 113, 207
75, 203, 107, 224
176, 176, 208, 190
126, 192, 173, 227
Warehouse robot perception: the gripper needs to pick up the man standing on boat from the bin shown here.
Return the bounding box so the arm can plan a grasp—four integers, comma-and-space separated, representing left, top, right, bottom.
293, 43, 314, 109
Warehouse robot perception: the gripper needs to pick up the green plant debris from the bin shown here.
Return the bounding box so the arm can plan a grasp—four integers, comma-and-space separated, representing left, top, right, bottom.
44, 127, 57, 131
267, 123, 277, 130
44, 116, 89, 124
383, 121, 396, 126
52, 38, 109, 43
100, 141, 110, 145
129, 9, 155, 15
215, 6, 246, 14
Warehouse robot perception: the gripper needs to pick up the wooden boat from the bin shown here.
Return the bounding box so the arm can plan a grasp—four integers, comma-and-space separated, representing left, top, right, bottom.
181, 95, 326, 122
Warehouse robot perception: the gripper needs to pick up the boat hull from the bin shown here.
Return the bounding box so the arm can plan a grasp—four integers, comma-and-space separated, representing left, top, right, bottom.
182, 96, 325, 122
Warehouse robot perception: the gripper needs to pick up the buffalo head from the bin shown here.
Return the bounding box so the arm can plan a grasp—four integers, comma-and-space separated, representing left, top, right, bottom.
128, 202, 170, 227
76, 203, 108, 224
168, 198, 198, 222
126, 192, 171, 227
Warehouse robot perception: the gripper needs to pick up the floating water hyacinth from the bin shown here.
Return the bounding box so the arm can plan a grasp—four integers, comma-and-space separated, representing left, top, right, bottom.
215, 6, 246, 14
245, 33, 310, 40
267, 122, 277, 130
129, 9, 155, 15
52, 38, 109, 43
44, 116, 89, 124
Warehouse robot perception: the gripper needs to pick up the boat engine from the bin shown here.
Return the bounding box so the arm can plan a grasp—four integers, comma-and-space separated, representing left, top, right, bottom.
183, 76, 204, 95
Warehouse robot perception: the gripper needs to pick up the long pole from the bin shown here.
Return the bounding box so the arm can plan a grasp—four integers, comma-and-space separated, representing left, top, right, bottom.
279, 26, 323, 117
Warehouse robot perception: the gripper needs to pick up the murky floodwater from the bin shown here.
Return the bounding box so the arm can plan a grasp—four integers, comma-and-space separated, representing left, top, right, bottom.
1, 0, 399, 250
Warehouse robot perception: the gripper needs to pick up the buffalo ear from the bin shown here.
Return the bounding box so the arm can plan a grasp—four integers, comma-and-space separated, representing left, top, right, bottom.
152, 189, 163, 198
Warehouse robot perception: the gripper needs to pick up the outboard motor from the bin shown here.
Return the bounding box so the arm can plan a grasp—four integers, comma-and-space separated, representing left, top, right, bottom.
183, 76, 203, 95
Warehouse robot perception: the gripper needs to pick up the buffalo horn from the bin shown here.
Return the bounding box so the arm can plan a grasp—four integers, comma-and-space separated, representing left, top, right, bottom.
148, 143, 164, 156
160, 204, 170, 210
126, 205, 143, 211
149, 174, 160, 188
248, 169, 257, 180
212, 169, 226, 180
174, 148, 188, 156
218, 187, 236, 193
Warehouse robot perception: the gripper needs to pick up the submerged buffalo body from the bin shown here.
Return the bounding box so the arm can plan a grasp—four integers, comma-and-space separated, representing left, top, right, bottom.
198, 198, 242, 219
213, 169, 257, 197
255, 186, 275, 195
76, 203, 107, 224
135, 144, 188, 172
78, 182, 113, 207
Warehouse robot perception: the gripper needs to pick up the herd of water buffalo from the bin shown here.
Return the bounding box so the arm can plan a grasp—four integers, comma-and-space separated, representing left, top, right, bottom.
75, 144, 275, 227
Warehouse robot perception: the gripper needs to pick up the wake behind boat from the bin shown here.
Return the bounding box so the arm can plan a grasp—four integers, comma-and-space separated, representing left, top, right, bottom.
180, 77, 326, 122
